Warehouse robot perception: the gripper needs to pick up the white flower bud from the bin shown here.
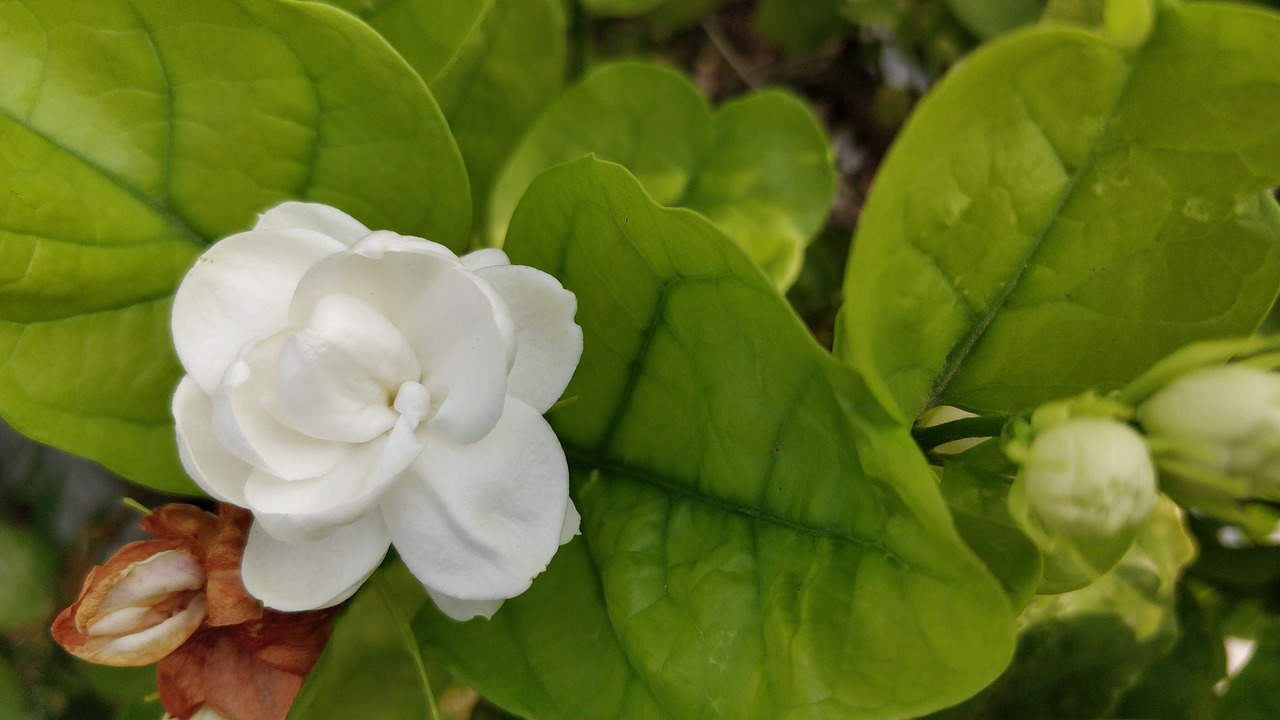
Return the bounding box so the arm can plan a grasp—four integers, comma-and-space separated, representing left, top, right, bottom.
1021, 419, 1158, 537
1137, 365, 1280, 494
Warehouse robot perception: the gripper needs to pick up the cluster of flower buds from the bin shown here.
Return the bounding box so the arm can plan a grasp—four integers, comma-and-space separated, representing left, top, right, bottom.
999, 335, 1280, 544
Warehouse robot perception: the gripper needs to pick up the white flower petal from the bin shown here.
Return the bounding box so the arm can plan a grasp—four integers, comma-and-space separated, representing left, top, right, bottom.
253, 201, 371, 247
241, 515, 391, 611
382, 398, 571, 600
172, 228, 346, 394
559, 501, 582, 545
246, 417, 425, 543
213, 333, 349, 480
173, 377, 251, 506
461, 247, 510, 271
350, 230, 460, 263
426, 588, 504, 621
295, 250, 516, 444
478, 265, 583, 413
275, 293, 420, 443
407, 265, 515, 443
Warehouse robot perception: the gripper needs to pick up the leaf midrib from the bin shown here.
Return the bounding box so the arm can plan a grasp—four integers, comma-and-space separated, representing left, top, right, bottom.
0, 108, 206, 247
922, 45, 1141, 412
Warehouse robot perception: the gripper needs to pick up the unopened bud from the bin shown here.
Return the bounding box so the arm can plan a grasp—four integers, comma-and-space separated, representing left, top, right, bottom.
1021, 419, 1158, 537
1137, 365, 1280, 494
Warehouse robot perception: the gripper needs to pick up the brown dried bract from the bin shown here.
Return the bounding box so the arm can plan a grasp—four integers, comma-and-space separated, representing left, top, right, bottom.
53, 504, 336, 720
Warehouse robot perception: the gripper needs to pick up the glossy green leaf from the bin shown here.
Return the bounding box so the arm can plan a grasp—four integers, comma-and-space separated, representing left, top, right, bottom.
320, 0, 566, 230
840, 2, 1280, 421
488, 62, 836, 289
290, 563, 437, 720
419, 157, 1013, 719
0, 0, 469, 492
416, 538, 669, 720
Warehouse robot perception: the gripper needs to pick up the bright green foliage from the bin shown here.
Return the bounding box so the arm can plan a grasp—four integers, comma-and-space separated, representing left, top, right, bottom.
840, 2, 1280, 422
418, 157, 1014, 719
290, 563, 436, 720
944, 0, 1045, 38
320, 0, 566, 231
488, 62, 836, 289
0, 0, 469, 492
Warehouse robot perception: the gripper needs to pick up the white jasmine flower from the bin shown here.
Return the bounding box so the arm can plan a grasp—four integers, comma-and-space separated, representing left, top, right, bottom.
1137, 365, 1280, 494
1020, 419, 1157, 537
171, 202, 582, 620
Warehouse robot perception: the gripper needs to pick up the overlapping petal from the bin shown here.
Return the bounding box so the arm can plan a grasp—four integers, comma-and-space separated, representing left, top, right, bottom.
241, 515, 391, 611
172, 229, 346, 394
245, 419, 424, 543
212, 334, 350, 480
252, 202, 371, 246
171, 201, 581, 616
478, 264, 583, 413
274, 293, 419, 443
174, 378, 251, 506
382, 397, 571, 601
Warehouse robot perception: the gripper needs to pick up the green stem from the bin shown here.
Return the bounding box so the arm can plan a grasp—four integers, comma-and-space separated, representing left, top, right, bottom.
373, 573, 442, 720
912, 415, 1011, 452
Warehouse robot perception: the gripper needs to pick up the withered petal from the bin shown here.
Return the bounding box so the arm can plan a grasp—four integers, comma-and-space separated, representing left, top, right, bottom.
234, 607, 337, 676
204, 506, 262, 628
159, 632, 303, 720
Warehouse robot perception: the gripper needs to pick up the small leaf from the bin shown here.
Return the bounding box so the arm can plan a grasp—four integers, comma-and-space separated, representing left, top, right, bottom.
0, 0, 469, 492
840, 2, 1280, 421
488, 62, 836, 289
420, 157, 1014, 719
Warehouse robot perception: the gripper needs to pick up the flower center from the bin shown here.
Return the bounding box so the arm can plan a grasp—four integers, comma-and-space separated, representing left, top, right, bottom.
392, 380, 433, 429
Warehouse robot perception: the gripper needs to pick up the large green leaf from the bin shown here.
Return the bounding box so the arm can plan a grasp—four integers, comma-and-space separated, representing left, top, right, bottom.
418, 157, 1014, 719
840, 1, 1280, 421
320, 0, 566, 231
0, 0, 469, 492
487, 62, 836, 290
